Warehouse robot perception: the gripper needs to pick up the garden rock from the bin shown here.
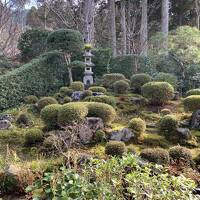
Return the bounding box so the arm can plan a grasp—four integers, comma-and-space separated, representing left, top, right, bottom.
110, 128, 134, 142
191, 110, 200, 129
180, 119, 190, 128
146, 122, 156, 128
172, 91, 180, 100
0, 120, 12, 130
0, 114, 12, 121
177, 128, 192, 140
129, 97, 147, 105
78, 124, 93, 145
85, 117, 104, 131
92, 92, 104, 96
71, 91, 84, 101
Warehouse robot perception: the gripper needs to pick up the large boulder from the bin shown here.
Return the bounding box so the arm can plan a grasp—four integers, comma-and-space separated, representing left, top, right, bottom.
110, 128, 134, 142
191, 110, 200, 129
71, 91, 84, 101
85, 117, 104, 131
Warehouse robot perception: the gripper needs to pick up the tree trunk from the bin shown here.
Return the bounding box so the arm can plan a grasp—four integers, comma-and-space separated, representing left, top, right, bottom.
126, 0, 131, 54
64, 54, 73, 84
140, 0, 148, 56
120, 0, 127, 55
161, 0, 169, 53
109, 0, 117, 57
83, 0, 95, 45
195, 0, 200, 29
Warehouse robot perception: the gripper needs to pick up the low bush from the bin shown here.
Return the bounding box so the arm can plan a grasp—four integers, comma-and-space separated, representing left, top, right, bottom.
169, 146, 192, 163
102, 73, 126, 88
128, 118, 146, 138
82, 90, 93, 99
142, 82, 174, 105
43, 135, 61, 151
158, 115, 178, 139
86, 102, 116, 124
183, 95, 200, 112
160, 108, 172, 116
54, 93, 63, 102
89, 86, 107, 93
126, 145, 136, 154
113, 80, 130, 94
130, 73, 151, 93
41, 104, 62, 129
59, 87, 73, 96
186, 89, 200, 97
16, 113, 32, 127
154, 73, 177, 88
140, 148, 169, 164
84, 95, 116, 107
70, 81, 84, 91
57, 103, 88, 125
63, 96, 72, 104
37, 97, 58, 111
25, 128, 43, 146
94, 130, 106, 143
24, 95, 38, 104
105, 141, 126, 156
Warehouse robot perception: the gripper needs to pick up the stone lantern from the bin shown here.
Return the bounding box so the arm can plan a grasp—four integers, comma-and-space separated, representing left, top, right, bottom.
83, 45, 94, 87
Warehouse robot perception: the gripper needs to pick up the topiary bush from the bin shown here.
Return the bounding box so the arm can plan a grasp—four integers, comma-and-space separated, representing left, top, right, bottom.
89, 86, 107, 93
16, 113, 32, 127
105, 141, 126, 157
94, 130, 106, 143
84, 95, 116, 107
140, 148, 169, 164
57, 103, 88, 125
37, 97, 58, 111
113, 80, 130, 94
24, 128, 43, 146
86, 102, 116, 124
130, 73, 151, 93
0, 51, 67, 111
41, 104, 62, 129
82, 90, 93, 99
158, 115, 178, 139
169, 146, 192, 163
70, 81, 84, 91
183, 95, 200, 112
63, 96, 72, 104
154, 73, 177, 88
59, 87, 73, 96
160, 108, 172, 116
142, 82, 174, 105
102, 73, 126, 88
128, 117, 146, 138
186, 89, 200, 97
18, 29, 49, 62
24, 95, 38, 104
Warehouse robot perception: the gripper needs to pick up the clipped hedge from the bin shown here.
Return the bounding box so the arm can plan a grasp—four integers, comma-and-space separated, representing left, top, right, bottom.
142, 82, 174, 105
186, 89, 200, 97
183, 95, 200, 112
0, 51, 67, 111
37, 97, 58, 111
84, 95, 116, 107
154, 73, 177, 88
89, 86, 107, 93
70, 81, 84, 91
105, 141, 126, 157
113, 80, 129, 94
102, 73, 126, 88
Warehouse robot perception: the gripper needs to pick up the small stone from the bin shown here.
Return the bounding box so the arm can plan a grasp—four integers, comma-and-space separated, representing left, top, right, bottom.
146, 123, 156, 128
110, 128, 134, 142
180, 119, 190, 128
71, 91, 84, 101
172, 91, 180, 100
191, 110, 200, 129
129, 97, 147, 105
85, 117, 104, 131
92, 92, 104, 96
177, 128, 192, 140
0, 120, 12, 130
0, 114, 12, 121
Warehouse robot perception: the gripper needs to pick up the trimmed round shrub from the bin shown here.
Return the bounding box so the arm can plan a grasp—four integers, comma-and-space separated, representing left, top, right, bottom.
37, 97, 58, 111
84, 95, 116, 107
126, 145, 136, 154
160, 108, 172, 116
105, 141, 126, 156
70, 81, 84, 91
113, 80, 130, 94
94, 130, 106, 143
40, 104, 62, 129
16, 113, 32, 127
86, 102, 116, 124
140, 148, 169, 164
59, 87, 73, 96
128, 117, 146, 138
57, 103, 88, 125
169, 146, 192, 163
102, 73, 126, 88
54, 93, 63, 101
25, 128, 43, 146
154, 73, 177, 88
24, 95, 38, 104
130, 73, 151, 93
142, 82, 174, 105
89, 86, 107, 93
82, 90, 93, 99
158, 115, 178, 139
186, 89, 200, 97
63, 96, 72, 104
183, 95, 200, 112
